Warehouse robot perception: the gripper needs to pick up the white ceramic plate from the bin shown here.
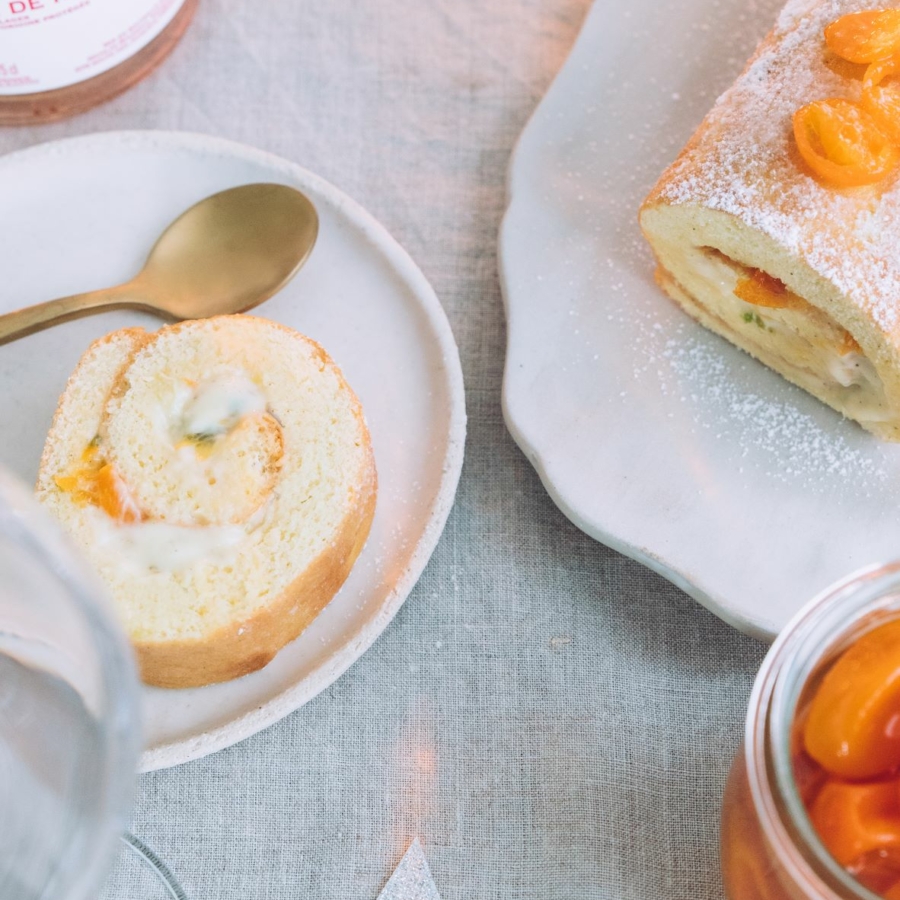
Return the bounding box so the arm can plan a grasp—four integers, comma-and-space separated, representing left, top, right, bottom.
0, 131, 465, 770
500, 0, 900, 640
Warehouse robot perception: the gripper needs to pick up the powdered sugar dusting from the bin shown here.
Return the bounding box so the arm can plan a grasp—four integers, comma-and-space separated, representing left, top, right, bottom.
656, 0, 900, 333
501, 0, 900, 632
660, 330, 887, 489
592, 283, 890, 493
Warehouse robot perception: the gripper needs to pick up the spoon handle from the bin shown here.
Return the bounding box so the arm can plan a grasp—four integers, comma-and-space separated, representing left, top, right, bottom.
0, 282, 149, 344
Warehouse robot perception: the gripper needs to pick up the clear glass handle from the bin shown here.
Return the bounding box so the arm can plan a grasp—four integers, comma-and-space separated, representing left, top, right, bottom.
99, 834, 188, 900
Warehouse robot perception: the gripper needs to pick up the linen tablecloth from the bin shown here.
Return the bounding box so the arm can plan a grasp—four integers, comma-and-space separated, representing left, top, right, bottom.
0, 2, 769, 897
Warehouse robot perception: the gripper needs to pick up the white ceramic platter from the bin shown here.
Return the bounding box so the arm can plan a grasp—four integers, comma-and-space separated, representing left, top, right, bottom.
500, 0, 900, 640
0, 131, 465, 770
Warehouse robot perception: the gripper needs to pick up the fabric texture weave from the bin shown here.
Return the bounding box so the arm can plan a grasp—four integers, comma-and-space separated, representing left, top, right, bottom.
0, 1, 768, 897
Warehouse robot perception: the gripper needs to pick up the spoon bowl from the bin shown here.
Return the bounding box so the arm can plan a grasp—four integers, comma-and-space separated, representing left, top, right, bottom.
139, 183, 318, 317
0, 183, 319, 343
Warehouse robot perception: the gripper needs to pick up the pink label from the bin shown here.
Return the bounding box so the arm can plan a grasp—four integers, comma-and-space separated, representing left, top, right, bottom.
0, 0, 185, 94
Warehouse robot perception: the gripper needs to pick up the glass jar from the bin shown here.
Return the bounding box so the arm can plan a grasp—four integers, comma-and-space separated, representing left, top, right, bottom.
721, 562, 900, 900
0, 0, 198, 124
0, 465, 140, 898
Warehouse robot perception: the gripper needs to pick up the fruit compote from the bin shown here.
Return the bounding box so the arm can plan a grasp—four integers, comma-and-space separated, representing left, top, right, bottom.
721, 565, 900, 900
796, 620, 900, 898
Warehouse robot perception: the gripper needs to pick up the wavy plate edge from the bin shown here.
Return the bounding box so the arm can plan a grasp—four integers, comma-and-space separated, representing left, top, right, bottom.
497, 2, 775, 642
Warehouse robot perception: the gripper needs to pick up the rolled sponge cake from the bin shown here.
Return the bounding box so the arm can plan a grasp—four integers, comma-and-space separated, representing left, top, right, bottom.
36, 316, 377, 688
639, 0, 900, 440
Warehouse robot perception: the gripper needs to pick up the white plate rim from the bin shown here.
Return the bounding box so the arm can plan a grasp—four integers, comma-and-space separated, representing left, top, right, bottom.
0, 130, 467, 770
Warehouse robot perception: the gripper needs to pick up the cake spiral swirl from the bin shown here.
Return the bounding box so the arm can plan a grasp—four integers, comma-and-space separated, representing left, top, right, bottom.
38, 316, 377, 688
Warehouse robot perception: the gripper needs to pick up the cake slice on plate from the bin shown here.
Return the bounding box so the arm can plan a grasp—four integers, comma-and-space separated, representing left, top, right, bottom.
37, 315, 377, 688
640, 1, 900, 439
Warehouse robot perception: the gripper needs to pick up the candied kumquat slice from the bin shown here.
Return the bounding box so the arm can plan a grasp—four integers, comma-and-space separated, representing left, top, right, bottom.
733, 268, 809, 309
809, 778, 900, 865
794, 749, 829, 808
864, 56, 900, 91
840, 329, 862, 355
793, 99, 898, 188
90, 464, 135, 522
847, 848, 900, 897
863, 57, 900, 144
805, 619, 900, 779
54, 452, 139, 524
825, 10, 900, 64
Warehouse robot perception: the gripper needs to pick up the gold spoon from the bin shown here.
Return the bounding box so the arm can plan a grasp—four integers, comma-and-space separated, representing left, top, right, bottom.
0, 182, 319, 344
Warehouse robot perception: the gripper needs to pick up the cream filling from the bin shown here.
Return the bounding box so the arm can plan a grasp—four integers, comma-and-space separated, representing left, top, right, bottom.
826, 351, 879, 390
92, 516, 244, 573
172, 368, 267, 440
80, 368, 275, 572
679, 246, 891, 422
85, 502, 268, 574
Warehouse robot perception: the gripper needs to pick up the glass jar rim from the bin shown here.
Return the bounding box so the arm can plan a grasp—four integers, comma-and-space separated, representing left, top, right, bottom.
745, 561, 900, 900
